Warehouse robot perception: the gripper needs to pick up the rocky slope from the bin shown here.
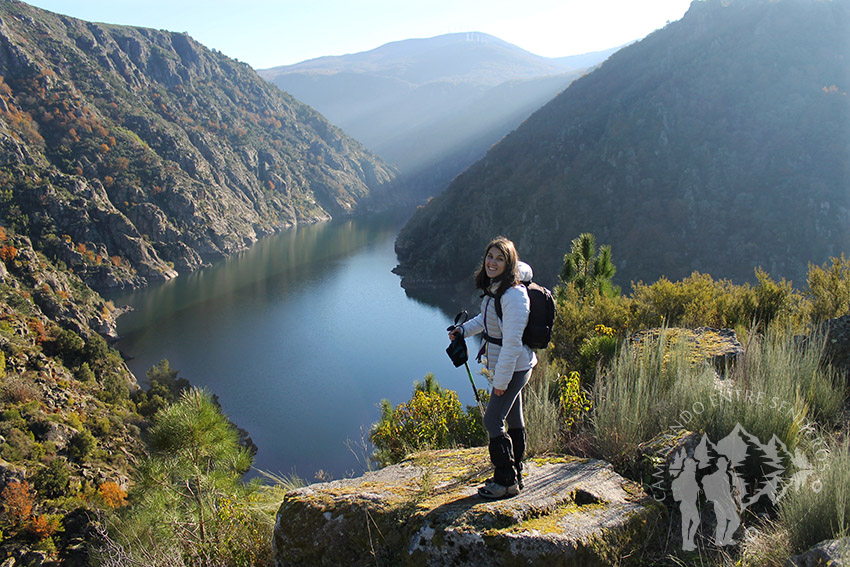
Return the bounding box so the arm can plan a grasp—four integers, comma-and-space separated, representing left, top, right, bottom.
395, 0, 850, 294
0, 229, 143, 563
0, 0, 400, 292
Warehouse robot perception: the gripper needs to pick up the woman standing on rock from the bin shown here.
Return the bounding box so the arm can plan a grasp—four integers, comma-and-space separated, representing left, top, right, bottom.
448, 236, 536, 499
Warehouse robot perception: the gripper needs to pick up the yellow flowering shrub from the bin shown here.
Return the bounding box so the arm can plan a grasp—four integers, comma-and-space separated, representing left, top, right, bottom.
557, 371, 592, 431
370, 388, 483, 466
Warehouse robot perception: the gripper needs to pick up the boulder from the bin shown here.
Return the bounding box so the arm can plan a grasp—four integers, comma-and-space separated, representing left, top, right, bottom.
786, 537, 849, 567
274, 448, 663, 567
631, 327, 744, 373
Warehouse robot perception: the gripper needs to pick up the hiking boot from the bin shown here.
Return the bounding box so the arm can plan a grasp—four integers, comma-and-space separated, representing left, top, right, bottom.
478, 478, 519, 499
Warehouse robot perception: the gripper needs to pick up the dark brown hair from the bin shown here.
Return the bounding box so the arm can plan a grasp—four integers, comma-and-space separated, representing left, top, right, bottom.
474, 236, 520, 297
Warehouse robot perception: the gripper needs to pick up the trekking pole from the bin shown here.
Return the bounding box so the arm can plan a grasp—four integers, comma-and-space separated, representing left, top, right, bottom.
447, 311, 487, 424
463, 359, 487, 424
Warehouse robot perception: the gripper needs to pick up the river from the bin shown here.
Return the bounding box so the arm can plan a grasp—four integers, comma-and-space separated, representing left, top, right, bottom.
109, 214, 479, 481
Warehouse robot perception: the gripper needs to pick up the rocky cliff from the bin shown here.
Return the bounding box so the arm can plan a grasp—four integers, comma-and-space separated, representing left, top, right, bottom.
0, 0, 400, 292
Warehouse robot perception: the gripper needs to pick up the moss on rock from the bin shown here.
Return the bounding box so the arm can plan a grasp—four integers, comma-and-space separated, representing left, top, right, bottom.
274, 448, 664, 566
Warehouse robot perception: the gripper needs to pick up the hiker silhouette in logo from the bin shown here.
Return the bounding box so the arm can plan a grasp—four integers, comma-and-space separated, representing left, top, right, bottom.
671, 454, 700, 551
447, 236, 537, 499
702, 456, 742, 546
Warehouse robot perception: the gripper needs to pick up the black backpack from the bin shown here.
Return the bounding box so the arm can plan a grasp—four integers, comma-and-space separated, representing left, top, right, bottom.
492, 280, 556, 350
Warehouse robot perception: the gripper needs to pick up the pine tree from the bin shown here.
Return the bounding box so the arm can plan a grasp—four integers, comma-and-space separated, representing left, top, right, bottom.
99, 388, 266, 567
559, 233, 617, 300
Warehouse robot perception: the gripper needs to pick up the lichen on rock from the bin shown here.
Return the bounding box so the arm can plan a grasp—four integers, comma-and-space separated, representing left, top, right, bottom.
274, 447, 664, 566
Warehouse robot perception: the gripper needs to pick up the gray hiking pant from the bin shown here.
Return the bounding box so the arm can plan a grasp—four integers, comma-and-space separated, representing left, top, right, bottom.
483, 368, 531, 438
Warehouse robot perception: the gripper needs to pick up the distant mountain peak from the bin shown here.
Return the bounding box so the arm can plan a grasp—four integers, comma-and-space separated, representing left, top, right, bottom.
260, 32, 577, 85
259, 31, 614, 200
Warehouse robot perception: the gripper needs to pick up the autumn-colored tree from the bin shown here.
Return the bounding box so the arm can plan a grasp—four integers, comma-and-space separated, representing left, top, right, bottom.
99, 482, 128, 509
0, 244, 17, 262
28, 318, 49, 345
1, 480, 34, 530
26, 514, 59, 541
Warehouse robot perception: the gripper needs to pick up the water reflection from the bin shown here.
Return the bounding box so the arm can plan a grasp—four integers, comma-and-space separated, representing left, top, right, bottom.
110, 218, 407, 336
109, 215, 472, 480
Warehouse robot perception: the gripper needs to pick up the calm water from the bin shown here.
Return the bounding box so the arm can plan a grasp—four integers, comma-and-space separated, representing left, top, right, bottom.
110, 215, 475, 480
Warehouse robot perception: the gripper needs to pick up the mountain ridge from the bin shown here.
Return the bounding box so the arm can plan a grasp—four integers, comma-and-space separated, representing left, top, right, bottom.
394, 0, 850, 295
261, 32, 588, 85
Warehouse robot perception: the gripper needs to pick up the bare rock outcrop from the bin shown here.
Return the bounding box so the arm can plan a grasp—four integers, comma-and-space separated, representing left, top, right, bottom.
787, 537, 849, 567
632, 327, 744, 373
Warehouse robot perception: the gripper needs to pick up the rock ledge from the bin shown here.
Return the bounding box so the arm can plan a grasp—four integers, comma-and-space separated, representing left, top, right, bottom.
274, 447, 663, 566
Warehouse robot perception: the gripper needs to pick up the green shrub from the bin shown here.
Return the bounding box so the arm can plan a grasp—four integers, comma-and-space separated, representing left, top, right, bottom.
98, 372, 129, 404
632, 272, 745, 330
1, 408, 26, 429
83, 333, 110, 363
370, 376, 484, 466
629, 269, 808, 334
558, 370, 592, 432
576, 324, 620, 379
807, 254, 850, 321
134, 359, 191, 418
48, 327, 85, 366
88, 416, 112, 438
67, 429, 96, 462
550, 283, 631, 366
33, 458, 70, 499
748, 268, 796, 327
1, 427, 36, 461
74, 362, 94, 383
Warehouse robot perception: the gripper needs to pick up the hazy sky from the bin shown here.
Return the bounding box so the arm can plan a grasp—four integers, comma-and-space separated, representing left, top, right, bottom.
25, 0, 693, 69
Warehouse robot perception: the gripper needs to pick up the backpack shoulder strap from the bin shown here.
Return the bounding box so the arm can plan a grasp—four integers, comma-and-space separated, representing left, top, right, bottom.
495, 282, 529, 320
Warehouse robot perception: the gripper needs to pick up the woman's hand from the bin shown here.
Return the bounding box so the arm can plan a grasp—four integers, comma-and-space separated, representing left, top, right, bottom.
448, 327, 462, 341
493, 388, 505, 396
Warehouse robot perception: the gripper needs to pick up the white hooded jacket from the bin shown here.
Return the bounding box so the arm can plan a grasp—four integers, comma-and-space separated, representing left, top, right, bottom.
459, 262, 538, 390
